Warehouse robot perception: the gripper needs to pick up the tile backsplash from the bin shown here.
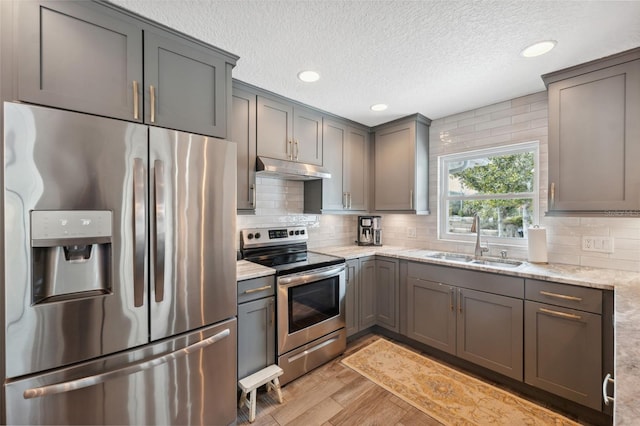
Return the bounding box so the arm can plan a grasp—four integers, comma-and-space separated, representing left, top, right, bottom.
238, 91, 640, 272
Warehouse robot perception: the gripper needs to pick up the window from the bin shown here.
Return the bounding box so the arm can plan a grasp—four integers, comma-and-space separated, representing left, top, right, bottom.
439, 142, 539, 244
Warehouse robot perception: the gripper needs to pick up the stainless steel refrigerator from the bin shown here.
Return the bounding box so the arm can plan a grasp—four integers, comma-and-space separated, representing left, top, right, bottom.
3, 102, 237, 425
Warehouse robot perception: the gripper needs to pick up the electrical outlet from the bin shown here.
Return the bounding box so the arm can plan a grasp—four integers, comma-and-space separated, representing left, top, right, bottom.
582, 236, 614, 253
407, 227, 417, 238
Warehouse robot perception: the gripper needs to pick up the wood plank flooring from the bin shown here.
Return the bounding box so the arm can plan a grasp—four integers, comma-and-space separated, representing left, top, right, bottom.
235, 333, 585, 426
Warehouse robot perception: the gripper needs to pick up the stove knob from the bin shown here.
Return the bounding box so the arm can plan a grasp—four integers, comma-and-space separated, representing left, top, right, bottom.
295, 230, 300, 235
255, 232, 261, 239
289, 230, 294, 236
300, 229, 305, 235
247, 233, 254, 240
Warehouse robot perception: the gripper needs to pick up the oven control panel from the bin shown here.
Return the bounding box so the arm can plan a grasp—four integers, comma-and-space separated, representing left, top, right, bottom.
241, 226, 308, 248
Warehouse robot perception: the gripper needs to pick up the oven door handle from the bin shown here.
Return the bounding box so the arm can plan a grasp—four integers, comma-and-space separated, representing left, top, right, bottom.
278, 264, 345, 286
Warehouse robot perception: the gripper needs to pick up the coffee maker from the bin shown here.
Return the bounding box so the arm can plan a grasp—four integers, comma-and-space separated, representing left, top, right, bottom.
357, 216, 382, 246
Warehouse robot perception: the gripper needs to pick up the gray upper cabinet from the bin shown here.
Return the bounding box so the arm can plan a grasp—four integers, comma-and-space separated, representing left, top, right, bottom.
17, 1, 236, 138
257, 96, 323, 165
231, 83, 257, 211
18, 1, 142, 122
373, 114, 430, 213
304, 119, 368, 213
144, 31, 231, 138
543, 48, 640, 214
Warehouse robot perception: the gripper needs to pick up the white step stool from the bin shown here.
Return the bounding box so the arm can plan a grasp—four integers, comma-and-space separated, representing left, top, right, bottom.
238, 364, 284, 423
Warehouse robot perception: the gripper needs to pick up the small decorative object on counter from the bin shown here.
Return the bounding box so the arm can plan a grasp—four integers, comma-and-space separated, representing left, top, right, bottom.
527, 225, 548, 263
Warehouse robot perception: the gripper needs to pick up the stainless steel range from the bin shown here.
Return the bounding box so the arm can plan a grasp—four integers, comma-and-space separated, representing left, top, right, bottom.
240, 226, 346, 385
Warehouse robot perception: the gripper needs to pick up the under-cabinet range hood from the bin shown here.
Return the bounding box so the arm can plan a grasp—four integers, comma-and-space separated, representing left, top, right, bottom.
256, 156, 331, 180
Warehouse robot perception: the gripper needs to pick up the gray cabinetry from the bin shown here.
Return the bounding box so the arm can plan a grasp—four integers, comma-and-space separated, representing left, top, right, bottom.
375, 258, 399, 332
257, 96, 323, 165
373, 114, 430, 213
237, 275, 276, 380
345, 259, 360, 337
143, 30, 231, 138
524, 279, 603, 410
359, 257, 377, 329
543, 48, 640, 214
17, 0, 236, 138
231, 83, 257, 211
304, 119, 369, 213
406, 262, 523, 380
18, 0, 142, 122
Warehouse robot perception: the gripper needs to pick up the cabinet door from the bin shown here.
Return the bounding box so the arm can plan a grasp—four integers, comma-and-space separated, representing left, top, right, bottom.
345, 259, 360, 337
18, 1, 142, 122
359, 258, 377, 329
257, 96, 293, 161
231, 86, 257, 211
322, 119, 347, 210
457, 288, 523, 380
374, 121, 415, 210
524, 301, 602, 410
293, 106, 323, 165
238, 297, 276, 380
375, 258, 399, 332
548, 59, 640, 212
406, 277, 456, 355
345, 127, 368, 211
144, 31, 228, 138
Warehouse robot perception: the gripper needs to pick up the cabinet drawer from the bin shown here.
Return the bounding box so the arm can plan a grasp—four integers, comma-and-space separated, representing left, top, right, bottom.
238, 276, 275, 303
525, 279, 601, 314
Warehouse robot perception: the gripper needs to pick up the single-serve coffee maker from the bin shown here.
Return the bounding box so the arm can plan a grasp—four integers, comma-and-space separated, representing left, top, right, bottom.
357, 216, 382, 246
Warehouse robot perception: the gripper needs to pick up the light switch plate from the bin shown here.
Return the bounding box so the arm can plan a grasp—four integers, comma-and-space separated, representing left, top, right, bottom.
407, 227, 417, 238
582, 236, 614, 253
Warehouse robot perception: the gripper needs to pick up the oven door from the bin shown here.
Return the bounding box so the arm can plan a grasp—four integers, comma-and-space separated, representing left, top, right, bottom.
277, 264, 345, 355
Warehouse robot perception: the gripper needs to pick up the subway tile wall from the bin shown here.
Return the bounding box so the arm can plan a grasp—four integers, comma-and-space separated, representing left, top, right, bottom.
238, 91, 640, 272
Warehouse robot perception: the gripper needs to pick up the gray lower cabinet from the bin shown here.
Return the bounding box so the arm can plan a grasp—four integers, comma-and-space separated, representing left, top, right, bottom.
345, 259, 360, 337
237, 276, 276, 380
257, 96, 323, 165
543, 48, 640, 214
524, 280, 603, 410
375, 258, 399, 332
373, 114, 430, 213
359, 257, 377, 330
231, 83, 257, 211
17, 0, 236, 138
406, 262, 523, 381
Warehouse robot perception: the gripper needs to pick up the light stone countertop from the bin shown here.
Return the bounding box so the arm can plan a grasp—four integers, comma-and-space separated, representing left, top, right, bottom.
310, 244, 640, 425
236, 259, 275, 281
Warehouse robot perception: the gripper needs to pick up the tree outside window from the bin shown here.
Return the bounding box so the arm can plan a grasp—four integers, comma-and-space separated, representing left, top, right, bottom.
440, 142, 539, 242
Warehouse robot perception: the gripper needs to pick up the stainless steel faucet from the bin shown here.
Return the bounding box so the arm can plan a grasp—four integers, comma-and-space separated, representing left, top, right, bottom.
470, 213, 489, 257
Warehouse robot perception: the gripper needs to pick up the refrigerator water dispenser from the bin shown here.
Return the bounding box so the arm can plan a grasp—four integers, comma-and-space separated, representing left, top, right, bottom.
30, 210, 113, 304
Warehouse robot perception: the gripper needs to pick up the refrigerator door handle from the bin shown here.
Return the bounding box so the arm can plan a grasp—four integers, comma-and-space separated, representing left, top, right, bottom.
23, 328, 231, 399
133, 157, 146, 307
154, 160, 166, 302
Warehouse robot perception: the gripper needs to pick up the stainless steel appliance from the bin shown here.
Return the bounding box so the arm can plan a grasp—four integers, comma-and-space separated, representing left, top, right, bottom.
357, 215, 382, 246
3, 102, 237, 425
240, 227, 346, 385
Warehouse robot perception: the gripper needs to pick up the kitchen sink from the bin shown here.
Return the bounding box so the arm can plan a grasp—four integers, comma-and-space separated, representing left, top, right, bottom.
424, 252, 523, 268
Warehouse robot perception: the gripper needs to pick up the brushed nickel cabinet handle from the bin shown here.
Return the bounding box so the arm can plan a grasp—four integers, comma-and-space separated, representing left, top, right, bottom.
269, 299, 275, 326
602, 373, 615, 406
288, 140, 292, 160
250, 184, 256, 206
150, 85, 156, 123
348, 193, 352, 209
458, 289, 462, 314
343, 192, 347, 209
410, 189, 414, 210
450, 288, 454, 311
294, 139, 299, 160
132, 80, 139, 120
539, 307, 582, 321
539, 290, 582, 302
243, 285, 272, 294
550, 182, 555, 208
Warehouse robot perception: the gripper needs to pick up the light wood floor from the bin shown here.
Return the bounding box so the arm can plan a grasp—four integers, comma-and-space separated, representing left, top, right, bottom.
236, 333, 444, 426
235, 333, 584, 426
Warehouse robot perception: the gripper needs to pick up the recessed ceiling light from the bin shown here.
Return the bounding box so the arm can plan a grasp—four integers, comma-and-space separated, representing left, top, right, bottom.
370, 103, 388, 112
520, 40, 557, 58
297, 70, 320, 82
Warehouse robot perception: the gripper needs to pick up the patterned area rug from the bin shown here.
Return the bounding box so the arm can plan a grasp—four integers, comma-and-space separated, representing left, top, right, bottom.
341, 338, 580, 426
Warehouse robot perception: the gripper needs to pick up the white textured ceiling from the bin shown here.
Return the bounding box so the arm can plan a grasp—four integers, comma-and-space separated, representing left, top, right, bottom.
109, 0, 640, 126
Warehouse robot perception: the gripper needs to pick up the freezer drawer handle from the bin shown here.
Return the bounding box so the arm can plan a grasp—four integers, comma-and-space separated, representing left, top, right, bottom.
23, 328, 231, 400
287, 336, 339, 363
154, 160, 166, 302
133, 158, 146, 307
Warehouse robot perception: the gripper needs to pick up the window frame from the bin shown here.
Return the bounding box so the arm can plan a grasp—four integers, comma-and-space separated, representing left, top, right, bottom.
438, 141, 540, 246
